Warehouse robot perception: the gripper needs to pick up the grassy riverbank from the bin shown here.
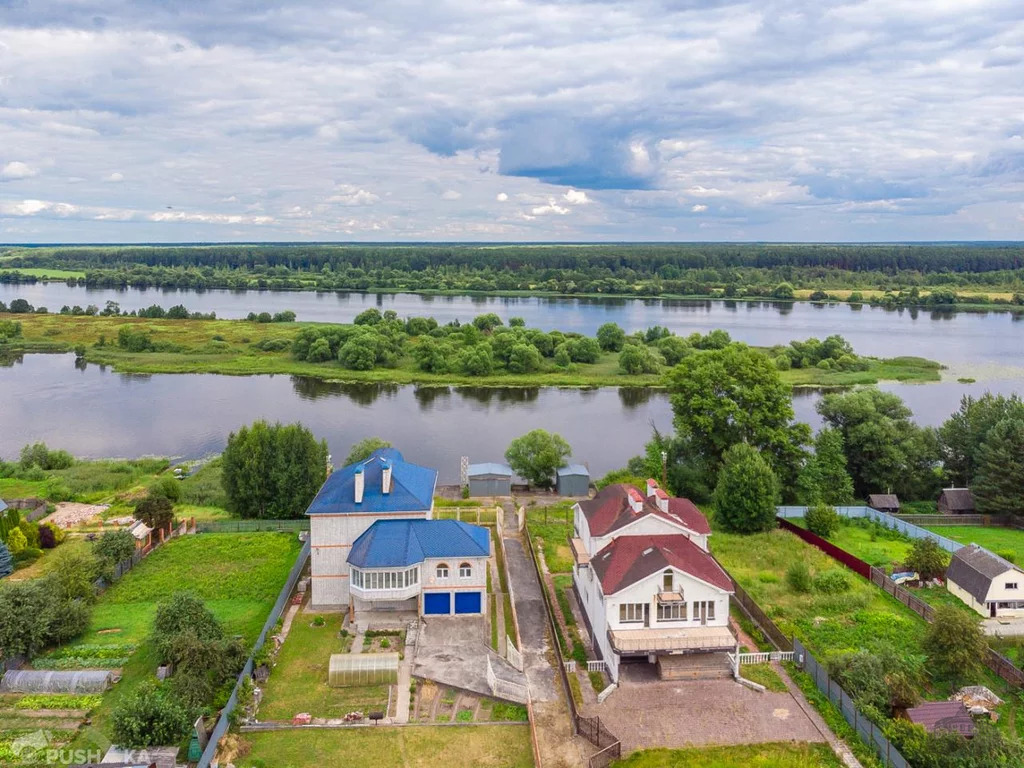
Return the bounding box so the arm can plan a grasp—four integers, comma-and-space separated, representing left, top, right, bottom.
0, 312, 942, 388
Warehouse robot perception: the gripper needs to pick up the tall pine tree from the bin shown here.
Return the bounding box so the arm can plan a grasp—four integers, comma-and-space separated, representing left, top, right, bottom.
974, 418, 1024, 515
797, 428, 855, 505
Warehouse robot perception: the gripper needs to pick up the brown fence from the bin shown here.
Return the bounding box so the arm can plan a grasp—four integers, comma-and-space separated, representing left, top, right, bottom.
777, 517, 871, 578
730, 579, 793, 652
892, 514, 1007, 527
577, 714, 622, 768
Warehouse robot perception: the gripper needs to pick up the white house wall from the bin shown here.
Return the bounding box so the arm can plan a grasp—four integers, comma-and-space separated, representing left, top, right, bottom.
948, 568, 1024, 618
573, 564, 618, 681
948, 580, 988, 617
604, 568, 729, 632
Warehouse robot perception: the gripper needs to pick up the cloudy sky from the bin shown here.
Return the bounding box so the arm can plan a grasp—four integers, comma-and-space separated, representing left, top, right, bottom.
1, 0, 1022, 242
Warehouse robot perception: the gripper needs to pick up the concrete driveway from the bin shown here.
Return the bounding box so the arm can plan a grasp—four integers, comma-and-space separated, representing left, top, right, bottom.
582, 664, 826, 754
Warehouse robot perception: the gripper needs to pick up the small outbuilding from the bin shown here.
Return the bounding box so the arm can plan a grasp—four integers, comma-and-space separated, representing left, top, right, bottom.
328, 652, 399, 687
556, 465, 590, 497
938, 488, 975, 515
906, 700, 975, 736
0, 669, 115, 694
868, 494, 900, 514
947, 544, 1024, 618
467, 463, 513, 497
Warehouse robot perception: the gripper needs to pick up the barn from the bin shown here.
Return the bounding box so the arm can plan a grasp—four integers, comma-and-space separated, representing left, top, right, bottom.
467, 463, 513, 497
557, 465, 590, 497
938, 488, 975, 515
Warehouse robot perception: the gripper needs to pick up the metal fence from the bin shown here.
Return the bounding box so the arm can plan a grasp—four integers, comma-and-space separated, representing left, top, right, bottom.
196, 518, 310, 533
795, 638, 910, 768
577, 714, 622, 768
197, 538, 311, 768
777, 505, 964, 554
730, 580, 793, 652
777, 518, 872, 578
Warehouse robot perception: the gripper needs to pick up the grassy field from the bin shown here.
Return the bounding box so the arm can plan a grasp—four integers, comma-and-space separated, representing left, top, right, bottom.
0, 312, 941, 388
613, 743, 843, 768
0, 267, 87, 279
68, 533, 301, 752
922, 525, 1024, 564
234, 725, 533, 768
525, 503, 575, 574
787, 517, 913, 568
258, 610, 390, 720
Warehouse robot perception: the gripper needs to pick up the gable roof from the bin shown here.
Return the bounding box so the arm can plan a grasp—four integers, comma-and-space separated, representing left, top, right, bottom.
578, 484, 711, 538
558, 464, 589, 477
468, 462, 513, 478
348, 519, 490, 568
868, 494, 900, 509
906, 701, 975, 735
939, 488, 975, 511
306, 448, 437, 515
591, 534, 733, 595
947, 543, 1022, 603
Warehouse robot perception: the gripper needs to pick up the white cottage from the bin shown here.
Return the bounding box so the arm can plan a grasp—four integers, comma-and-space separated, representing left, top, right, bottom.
306, 448, 489, 618
947, 544, 1024, 618
571, 481, 734, 682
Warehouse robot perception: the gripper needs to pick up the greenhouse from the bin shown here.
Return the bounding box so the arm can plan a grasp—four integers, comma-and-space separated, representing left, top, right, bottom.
0, 669, 116, 694
328, 652, 399, 687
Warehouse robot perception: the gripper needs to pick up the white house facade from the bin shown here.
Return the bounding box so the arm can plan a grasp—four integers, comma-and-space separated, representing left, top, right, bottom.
947, 544, 1024, 618
571, 481, 734, 682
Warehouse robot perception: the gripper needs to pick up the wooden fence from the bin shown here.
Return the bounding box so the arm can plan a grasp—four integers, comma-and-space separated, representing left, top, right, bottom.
730, 579, 793, 652
777, 517, 872, 578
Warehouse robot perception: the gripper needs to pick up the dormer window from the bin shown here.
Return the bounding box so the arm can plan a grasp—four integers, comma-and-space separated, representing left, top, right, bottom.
436, 563, 449, 579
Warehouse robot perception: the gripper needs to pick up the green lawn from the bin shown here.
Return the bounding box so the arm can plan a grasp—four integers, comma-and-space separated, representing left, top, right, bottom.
6, 537, 92, 582
258, 610, 390, 720
68, 533, 301, 753
237, 724, 533, 768
1, 267, 86, 279
526, 503, 575, 574
613, 743, 843, 768
787, 517, 912, 569
922, 525, 1024, 565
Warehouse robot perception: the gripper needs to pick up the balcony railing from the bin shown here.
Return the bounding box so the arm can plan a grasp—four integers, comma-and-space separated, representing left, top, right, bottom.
350, 583, 420, 602
609, 625, 735, 653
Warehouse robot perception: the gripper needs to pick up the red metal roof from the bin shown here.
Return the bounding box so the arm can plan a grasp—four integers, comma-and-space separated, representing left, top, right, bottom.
591, 534, 734, 595
906, 701, 975, 735
578, 484, 711, 538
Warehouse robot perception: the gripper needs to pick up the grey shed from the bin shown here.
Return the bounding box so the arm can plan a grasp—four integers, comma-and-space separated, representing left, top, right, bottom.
557, 465, 590, 497
467, 463, 513, 497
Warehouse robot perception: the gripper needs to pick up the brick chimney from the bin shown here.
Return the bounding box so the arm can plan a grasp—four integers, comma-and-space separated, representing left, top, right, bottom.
382, 459, 392, 495
646, 478, 659, 497
354, 465, 364, 504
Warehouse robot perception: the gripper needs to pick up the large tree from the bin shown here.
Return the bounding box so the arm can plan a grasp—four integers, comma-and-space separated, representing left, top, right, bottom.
664, 344, 809, 493
973, 417, 1024, 515
505, 429, 571, 488
938, 393, 1024, 487
796, 428, 854, 505
816, 388, 939, 499
345, 437, 392, 466
221, 420, 328, 519
923, 605, 987, 685
711, 443, 780, 534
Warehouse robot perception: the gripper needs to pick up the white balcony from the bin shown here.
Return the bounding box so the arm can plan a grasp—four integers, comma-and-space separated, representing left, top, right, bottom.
350, 583, 421, 602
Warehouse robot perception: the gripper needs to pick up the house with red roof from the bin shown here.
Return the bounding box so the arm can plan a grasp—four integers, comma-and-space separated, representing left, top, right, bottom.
571, 480, 735, 682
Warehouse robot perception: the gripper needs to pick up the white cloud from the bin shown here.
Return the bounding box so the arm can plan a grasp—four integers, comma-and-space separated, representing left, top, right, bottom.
691, 204, 708, 213
105, 172, 124, 183
326, 186, 379, 206
531, 199, 571, 216
441, 189, 462, 200
496, 192, 508, 202
1, 161, 38, 180
563, 189, 591, 205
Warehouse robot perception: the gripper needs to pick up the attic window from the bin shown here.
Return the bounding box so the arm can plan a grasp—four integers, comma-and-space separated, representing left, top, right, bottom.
1008, 582, 1019, 590
643, 547, 654, 556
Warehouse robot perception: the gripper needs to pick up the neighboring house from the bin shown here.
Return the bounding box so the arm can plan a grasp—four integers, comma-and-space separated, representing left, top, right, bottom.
348, 519, 489, 616
947, 544, 1024, 618
571, 480, 734, 682
557, 465, 590, 497
306, 448, 436, 610
938, 488, 975, 515
867, 494, 900, 514
467, 463, 513, 497
905, 701, 975, 736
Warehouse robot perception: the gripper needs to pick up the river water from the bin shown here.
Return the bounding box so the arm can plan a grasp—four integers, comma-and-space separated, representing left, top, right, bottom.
2, 284, 1024, 479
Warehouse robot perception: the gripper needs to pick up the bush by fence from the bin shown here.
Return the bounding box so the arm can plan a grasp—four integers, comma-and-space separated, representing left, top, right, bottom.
794, 638, 910, 768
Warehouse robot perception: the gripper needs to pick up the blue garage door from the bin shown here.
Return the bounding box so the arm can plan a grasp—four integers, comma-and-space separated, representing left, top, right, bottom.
454, 591, 482, 614
424, 592, 451, 615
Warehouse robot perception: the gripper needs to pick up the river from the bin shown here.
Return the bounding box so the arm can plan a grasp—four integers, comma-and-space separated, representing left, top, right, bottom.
3, 284, 1024, 479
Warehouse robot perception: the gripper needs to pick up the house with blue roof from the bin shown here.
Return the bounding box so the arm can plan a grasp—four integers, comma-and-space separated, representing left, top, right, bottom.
306, 448, 491, 618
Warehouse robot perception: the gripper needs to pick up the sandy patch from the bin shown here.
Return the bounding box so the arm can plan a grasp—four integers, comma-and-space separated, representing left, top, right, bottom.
42, 502, 111, 528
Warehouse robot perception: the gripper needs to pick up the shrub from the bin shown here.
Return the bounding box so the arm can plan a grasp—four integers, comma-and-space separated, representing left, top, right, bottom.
924, 605, 987, 684
18, 519, 40, 549
135, 493, 174, 529
110, 682, 191, 748
19, 442, 75, 471
905, 538, 949, 581
997, 549, 1016, 564
46, 545, 102, 602
312, 615, 325, 627
814, 569, 850, 594
805, 502, 839, 538
786, 561, 812, 593
5, 527, 27, 555
93, 529, 137, 565
152, 477, 182, 503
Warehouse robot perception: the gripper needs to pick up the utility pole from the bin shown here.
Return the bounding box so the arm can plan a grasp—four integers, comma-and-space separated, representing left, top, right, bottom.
661, 451, 668, 489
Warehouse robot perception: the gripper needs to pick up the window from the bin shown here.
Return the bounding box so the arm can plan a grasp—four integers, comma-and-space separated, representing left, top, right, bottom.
657, 602, 686, 621
1007, 582, 1019, 590
459, 562, 472, 579
436, 563, 449, 579
662, 569, 673, 592
619, 603, 646, 624
352, 569, 362, 588
693, 600, 716, 623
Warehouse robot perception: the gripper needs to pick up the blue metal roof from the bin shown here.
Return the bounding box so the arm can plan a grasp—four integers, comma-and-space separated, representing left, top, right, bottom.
306, 448, 437, 515
468, 462, 512, 477
558, 464, 589, 477
348, 519, 491, 568
0, 499, 6, 514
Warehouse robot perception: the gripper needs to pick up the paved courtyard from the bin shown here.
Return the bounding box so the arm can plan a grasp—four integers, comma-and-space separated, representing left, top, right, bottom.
581, 664, 827, 755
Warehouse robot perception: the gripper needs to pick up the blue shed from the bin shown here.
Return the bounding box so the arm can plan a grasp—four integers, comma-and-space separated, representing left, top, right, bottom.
468, 462, 513, 497
557, 465, 590, 497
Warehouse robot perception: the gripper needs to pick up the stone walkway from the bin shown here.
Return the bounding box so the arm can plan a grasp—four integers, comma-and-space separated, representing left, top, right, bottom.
775, 664, 863, 768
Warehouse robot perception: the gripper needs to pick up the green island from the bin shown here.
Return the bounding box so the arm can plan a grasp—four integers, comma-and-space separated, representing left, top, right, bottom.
3, 242, 1024, 311
0, 306, 941, 388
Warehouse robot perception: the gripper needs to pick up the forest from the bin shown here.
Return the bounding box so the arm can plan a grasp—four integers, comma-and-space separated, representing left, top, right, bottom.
2, 243, 1024, 307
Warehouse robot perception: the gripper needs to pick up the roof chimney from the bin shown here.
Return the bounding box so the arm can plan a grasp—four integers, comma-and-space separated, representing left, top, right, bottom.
646, 478, 659, 497
627, 487, 644, 514
382, 459, 392, 495
354, 465, 364, 504
654, 488, 669, 513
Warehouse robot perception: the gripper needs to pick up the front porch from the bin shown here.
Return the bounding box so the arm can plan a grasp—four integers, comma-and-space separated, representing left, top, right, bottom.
609, 625, 736, 654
